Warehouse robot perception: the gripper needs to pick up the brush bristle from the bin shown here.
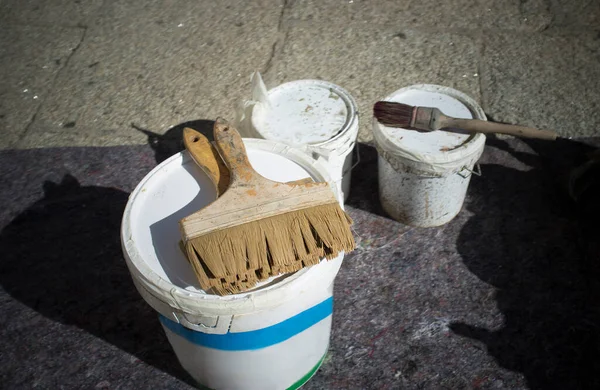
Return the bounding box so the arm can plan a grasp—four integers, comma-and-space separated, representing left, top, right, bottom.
373, 101, 414, 128
184, 202, 355, 295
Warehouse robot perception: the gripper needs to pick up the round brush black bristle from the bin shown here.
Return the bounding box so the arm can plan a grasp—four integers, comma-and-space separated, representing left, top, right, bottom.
373, 101, 414, 128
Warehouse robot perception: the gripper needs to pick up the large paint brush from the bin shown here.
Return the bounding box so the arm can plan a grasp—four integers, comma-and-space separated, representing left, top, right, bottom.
179, 119, 355, 295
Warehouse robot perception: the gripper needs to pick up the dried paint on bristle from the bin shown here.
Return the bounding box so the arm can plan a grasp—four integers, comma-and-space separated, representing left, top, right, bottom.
373, 101, 415, 128
184, 202, 355, 295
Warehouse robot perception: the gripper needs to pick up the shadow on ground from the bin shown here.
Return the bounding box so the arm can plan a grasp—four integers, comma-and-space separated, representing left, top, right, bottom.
0, 173, 196, 385
346, 142, 388, 218
452, 137, 600, 389
0, 121, 220, 385
133, 119, 215, 164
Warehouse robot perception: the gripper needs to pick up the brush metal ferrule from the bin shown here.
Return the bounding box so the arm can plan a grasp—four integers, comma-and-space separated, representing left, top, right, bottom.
413, 107, 433, 130
413, 107, 443, 131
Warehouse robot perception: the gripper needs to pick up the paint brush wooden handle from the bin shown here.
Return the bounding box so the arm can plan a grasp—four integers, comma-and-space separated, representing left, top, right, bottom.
440, 117, 559, 141
183, 128, 231, 195
213, 118, 263, 185
183, 126, 312, 197
212, 118, 317, 186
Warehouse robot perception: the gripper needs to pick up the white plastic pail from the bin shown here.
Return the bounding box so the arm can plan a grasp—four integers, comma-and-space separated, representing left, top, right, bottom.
372, 84, 487, 227
121, 139, 344, 389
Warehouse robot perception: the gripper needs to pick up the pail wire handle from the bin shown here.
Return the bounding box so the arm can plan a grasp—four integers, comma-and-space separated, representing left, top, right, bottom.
457, 164, 482, 178
337, 142, 361, 181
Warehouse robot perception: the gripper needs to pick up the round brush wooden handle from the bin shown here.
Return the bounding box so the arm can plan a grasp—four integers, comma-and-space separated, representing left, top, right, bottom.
213, 117, 263, 185
183, 127, 231, 195
443, 118, 558, 140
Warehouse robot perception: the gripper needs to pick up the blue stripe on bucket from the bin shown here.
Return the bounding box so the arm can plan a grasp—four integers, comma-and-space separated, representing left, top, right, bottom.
159, 297, 333, 351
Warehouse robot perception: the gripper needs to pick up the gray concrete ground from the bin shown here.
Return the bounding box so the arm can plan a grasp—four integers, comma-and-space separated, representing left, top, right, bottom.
1, 0, 599, 149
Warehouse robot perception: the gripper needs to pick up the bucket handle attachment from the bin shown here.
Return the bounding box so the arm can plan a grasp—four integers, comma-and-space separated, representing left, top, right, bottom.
457, 164, 482, 179
168, 287, 233, 334
345, 142, 361, 176
172, 312, 234, 334
331, 142, 361, 184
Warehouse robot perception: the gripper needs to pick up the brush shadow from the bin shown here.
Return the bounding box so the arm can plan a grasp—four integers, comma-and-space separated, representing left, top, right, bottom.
133, 119, 215, 164
0, 173, 195, 386
345, 142, 389, 218
452, 137, 600, 389
148, 162, 218, 289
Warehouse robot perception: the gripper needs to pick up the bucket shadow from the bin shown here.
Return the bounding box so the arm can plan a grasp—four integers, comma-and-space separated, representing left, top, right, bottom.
133, 119, 215, 164
451, 137, 600, 389
0, 174, 195, 385
346, 142, 388, 218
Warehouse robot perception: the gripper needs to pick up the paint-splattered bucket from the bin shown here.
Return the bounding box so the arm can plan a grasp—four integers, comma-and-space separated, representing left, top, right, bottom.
121, 139, 344, 389
372, 84, 487, 227
245, 78, 359, 202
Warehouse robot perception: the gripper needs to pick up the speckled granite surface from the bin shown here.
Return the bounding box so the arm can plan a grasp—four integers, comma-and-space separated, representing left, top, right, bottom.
0, 135, 599, 389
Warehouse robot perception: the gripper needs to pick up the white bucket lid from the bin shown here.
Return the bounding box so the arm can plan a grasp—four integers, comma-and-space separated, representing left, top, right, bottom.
121, 139, 343, 316
251, 80, 358, 152
372, 84, 486, 176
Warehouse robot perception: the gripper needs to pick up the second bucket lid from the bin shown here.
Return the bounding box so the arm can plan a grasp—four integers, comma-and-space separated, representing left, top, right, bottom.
251, 80, 357, 146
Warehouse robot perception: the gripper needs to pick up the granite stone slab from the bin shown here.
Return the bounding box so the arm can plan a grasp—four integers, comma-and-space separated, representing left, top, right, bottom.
16, 0, 282, 149
0, 0, 104, 27
0, 25, 84, 149
480, 31, 600, 139
285, 0, 551, 32
547, 0, 600, 28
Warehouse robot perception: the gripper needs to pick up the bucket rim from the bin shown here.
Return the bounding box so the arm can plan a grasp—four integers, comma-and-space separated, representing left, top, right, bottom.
120, 139, 344, 313
251, 79, 359, 149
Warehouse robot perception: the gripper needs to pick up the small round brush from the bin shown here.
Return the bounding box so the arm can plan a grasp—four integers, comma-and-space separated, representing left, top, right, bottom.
373, 101, 566, 141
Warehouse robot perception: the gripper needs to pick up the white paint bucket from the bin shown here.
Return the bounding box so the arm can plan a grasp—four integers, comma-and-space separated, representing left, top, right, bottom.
121, 139, 344, 390
372, 84, 487, 227
249, 79, 359, 202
